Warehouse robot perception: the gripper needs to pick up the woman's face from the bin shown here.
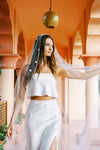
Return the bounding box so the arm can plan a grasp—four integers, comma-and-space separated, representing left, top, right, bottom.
44, 38, 54, 57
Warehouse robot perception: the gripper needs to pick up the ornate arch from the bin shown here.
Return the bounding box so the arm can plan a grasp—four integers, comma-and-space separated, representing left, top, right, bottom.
73, 31, 84, 66
86, 0, 100, 54
0, 0, 13, 54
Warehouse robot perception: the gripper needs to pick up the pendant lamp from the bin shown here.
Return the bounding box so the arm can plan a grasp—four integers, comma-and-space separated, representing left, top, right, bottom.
42, 0, 59, 28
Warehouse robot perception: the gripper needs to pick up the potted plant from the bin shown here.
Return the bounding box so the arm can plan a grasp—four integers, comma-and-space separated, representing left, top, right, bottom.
0, 124, 7, 150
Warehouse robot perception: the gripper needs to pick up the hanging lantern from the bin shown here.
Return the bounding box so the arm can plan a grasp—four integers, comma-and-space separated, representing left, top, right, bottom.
42, 0, 59, 28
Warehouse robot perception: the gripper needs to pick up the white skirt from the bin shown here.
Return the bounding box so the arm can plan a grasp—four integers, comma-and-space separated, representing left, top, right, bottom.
25, 99, 62, 150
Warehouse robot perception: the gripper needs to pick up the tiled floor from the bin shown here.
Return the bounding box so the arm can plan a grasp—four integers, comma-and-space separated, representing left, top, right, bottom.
6, 119, 100, 150
59, 120, 100, 150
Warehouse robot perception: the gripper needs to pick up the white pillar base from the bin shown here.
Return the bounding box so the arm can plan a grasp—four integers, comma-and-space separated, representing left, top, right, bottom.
69, 79, 86, 120
86, 76, 99, 128
1, 69, 14, 125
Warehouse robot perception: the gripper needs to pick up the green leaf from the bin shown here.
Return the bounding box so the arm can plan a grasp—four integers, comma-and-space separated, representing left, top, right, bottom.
3, 140, 6, 144
0, 124, 7, 141
15, 113, 25, 124
0, 144, 4, 149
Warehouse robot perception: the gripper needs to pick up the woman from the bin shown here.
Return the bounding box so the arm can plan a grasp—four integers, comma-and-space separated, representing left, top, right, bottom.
7, 34, 100, 150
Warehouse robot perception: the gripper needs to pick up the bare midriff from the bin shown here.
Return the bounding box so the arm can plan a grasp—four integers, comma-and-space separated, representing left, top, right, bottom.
31, 95, 55, 100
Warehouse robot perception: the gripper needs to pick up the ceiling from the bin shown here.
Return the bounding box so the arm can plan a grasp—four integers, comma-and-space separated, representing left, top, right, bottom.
11, 0, 91, 48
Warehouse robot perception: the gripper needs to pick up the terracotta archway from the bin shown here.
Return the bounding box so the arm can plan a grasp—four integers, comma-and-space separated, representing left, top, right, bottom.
0, 0, 13, 54
86, 0, 100, 55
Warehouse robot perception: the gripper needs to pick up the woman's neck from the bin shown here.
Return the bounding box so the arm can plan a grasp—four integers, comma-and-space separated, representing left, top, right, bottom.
43, 56, 47, 65
40, 63, 48, 68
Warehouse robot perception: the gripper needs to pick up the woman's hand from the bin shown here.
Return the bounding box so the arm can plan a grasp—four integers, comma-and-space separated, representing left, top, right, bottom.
7, 123, 14, 139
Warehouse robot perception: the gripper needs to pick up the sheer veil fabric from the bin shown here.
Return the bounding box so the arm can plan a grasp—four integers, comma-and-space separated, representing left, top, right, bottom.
6, 34, 100, 150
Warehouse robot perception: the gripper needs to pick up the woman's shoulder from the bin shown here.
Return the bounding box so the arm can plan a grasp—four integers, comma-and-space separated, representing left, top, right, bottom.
56, 65, 64, 74
56, 65, 67, 77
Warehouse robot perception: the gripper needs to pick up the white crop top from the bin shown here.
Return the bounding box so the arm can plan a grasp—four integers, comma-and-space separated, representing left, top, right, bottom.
28, 73, 59, 98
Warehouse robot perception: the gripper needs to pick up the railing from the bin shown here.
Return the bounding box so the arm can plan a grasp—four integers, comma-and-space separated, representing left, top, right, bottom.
0, 101, 7, 127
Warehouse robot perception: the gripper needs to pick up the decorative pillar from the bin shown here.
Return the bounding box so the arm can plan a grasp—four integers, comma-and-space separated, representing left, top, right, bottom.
81, 55, 100, 128
0, 54, 21, 125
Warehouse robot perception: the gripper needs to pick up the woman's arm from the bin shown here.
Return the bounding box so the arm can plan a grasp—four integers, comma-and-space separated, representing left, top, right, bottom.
7, 65, 29, 138
9, 65, 28, 125
56, 64, 100, 80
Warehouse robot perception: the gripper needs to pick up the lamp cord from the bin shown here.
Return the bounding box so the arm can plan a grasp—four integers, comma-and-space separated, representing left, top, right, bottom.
50, 0, 52, 11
